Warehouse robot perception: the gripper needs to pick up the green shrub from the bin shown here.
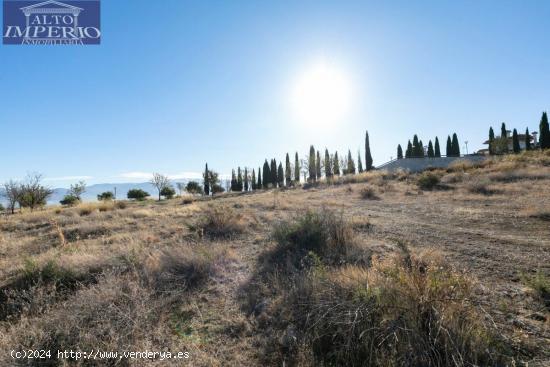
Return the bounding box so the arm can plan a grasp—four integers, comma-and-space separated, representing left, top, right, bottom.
60, 194, 79, 206
127, 189, 149, 201
97, 191, 114, 201
160, 186, 176, 199
185, 181, 203, 195
416, 172, 440, 190
522, 271, 550, 308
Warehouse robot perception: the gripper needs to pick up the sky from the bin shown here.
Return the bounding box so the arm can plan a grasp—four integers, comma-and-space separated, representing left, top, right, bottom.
1, 0, 549, 188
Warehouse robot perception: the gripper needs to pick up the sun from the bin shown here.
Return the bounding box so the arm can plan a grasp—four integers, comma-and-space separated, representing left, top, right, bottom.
290, 63, 353, 126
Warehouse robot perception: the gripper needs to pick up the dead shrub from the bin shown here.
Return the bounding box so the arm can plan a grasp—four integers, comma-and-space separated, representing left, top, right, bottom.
272, 252, 511, 366
114, 201, 127, 209
466, 178, 496, 195
359, 186, 379, 200
448, 159, 474, 172
97, 201, 115, 212
441, 172, 465, 184
268, 209, 366, 273
182, 197, 193, 205
193, 206, 246, 239
77, 203, 96, 216
143, 247, 222, 293
131, 209, 153, 218
63, 223, 111, 242
0, 260, 98, 322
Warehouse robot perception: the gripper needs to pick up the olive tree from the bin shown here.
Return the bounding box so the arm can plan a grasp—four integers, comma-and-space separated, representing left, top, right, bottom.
17, 173, 53, 211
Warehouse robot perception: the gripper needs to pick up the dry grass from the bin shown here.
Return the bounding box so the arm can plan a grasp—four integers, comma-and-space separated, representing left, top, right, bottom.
1, 151, 550, 365
281, 252, 510, 366
192, 205, 246, 239
359, 185, 379, 200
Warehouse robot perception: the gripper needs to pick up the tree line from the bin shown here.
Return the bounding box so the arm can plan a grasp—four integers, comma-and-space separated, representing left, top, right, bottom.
396, 133, 460, 159
487, 112, 550, 154
223, 131, 374, 192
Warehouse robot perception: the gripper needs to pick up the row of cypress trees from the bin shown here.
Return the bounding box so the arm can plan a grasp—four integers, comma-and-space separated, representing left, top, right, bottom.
227, 131, 374, 192
488, 113, 550, 154
396, 133, 460, 159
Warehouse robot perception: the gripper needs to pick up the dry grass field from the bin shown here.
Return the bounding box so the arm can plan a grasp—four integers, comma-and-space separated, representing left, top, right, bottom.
1, 151, 549, 366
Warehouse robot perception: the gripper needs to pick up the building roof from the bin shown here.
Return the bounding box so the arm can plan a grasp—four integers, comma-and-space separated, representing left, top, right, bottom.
483, 134, 535, 145
20, 1, 83, 11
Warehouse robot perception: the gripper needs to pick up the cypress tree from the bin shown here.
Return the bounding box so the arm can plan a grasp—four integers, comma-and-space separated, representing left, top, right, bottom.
525, 128, 531, 151
270, 159, 277, 187
285, 153, 291, 186
347, 150, 356, 175
231, 169, 237, 191
357, 151, 363, 173
501, 122, 507, 140
500, 123, 509, 153
333, 152, 340, 176
406, 140, 413, 158
434, 137, 441, 157
316, 151, 322, 179
488, 127, 495, 155
397, 144, 403, 159
365, 131, 373, 171
244, 167, 249, 191
294, 153, 300, 184
203, 163, 210, 196
324, 149, 332, 178
262, 160, 269, 189
446, 136, 452, 156
277, 163, 284, 187
452, 133, 460, 156
419, 140, 425, 157
540, 112, 550, 149
413, 135, 420, 157
427, 140, 434, 157
512, 129, 520, 153
251, 169, 256, 190
237, 167, 243, 191
309, 145, 316, 181
257, 167, 262, 189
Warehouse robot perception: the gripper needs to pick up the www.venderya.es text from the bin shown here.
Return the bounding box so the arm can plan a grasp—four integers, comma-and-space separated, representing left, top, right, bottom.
10, 349, 190, 361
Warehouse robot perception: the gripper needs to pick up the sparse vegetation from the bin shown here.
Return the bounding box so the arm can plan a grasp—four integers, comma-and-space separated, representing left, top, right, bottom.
359, 185, 378, 200
1, 151, 549, 365
193, 205, 246, 239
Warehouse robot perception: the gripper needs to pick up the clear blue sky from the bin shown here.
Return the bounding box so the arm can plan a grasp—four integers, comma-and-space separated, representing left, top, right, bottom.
1, 0, 549, 187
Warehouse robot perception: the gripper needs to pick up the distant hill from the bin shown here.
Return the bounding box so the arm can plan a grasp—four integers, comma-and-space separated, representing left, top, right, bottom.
1, 180, 195, 206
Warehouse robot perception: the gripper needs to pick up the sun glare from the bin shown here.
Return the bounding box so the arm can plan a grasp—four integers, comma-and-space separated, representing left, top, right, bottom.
290, 63, 353, 126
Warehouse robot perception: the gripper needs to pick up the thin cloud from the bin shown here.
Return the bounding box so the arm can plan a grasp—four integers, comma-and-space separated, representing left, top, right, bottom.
118, 171, 205, 181
43, 176, 94, 181
118, 172, 153, 180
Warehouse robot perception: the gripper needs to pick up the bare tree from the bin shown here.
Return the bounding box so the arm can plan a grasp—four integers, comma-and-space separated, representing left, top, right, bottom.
17, 173, 53, 211
150, 173, 170, 201
2, 180, 20, 214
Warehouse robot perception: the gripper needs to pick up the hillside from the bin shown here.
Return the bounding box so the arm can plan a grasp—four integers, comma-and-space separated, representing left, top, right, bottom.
1, 151, 549, 366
